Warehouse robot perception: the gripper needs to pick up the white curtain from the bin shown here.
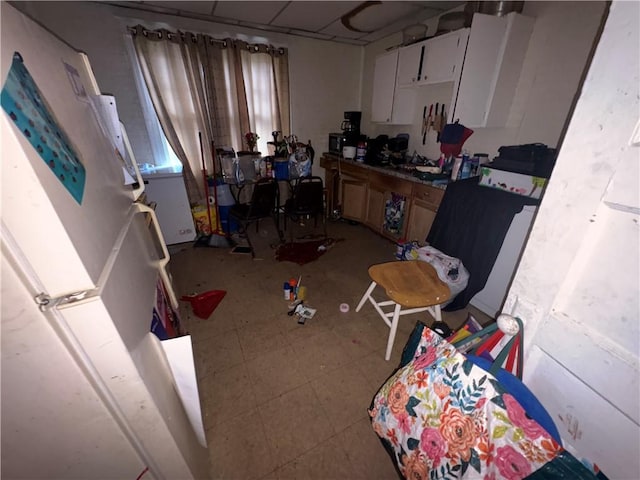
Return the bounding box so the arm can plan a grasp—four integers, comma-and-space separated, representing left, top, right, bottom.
132, 28, 205, 205
131, 26, 290, 206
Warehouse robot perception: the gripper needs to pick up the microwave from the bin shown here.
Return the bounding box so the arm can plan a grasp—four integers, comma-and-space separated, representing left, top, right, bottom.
328, 133, 346, 155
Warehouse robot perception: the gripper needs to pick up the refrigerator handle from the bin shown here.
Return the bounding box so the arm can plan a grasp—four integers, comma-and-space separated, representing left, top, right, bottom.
120, 123, 145, 201
134, 203, 179, 310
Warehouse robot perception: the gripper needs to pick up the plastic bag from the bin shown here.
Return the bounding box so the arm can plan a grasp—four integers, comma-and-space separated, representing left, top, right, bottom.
402, 245, 469, 306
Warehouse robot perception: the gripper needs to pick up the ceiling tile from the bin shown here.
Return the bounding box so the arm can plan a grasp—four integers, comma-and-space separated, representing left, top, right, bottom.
270, 1, 360, 31
108, 0, 466, 46
143, 1, 214, 15
212, 1, 288, 25
319, 19, 368, 40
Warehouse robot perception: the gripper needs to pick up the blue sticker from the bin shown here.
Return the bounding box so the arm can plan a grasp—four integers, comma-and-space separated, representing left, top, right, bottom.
2, 52, 86, 204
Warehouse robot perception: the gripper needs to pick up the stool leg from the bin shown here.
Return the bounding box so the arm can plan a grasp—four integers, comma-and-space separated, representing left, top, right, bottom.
433, 304, 442, 322
385, 303, 402, 361
356, 281, 377, 312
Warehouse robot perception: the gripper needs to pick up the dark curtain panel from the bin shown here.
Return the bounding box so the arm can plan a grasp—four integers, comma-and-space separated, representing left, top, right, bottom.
426, 178, 540, 311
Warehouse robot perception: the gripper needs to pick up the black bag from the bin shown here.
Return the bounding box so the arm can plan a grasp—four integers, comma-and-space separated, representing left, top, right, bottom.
493, 143, 557, 178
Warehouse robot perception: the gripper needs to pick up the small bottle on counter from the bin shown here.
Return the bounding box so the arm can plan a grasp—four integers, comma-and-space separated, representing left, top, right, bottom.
356, 140, 367, 163
451, 156, 463, 181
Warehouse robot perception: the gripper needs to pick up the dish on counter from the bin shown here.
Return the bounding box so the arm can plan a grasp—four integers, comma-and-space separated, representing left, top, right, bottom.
415, 165, 442, 174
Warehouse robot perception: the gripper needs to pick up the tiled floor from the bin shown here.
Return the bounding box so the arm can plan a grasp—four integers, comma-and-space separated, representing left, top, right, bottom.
169, 219, 491, 479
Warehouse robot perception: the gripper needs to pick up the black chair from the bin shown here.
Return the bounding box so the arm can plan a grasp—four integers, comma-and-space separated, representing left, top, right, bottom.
228, 177, 284, 258
283, 176, 326, 242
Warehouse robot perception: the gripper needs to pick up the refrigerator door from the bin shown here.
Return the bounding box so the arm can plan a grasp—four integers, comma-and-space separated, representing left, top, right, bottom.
52, 207, 207, 478
1, 250, 147, 479
1, 4, 137, 297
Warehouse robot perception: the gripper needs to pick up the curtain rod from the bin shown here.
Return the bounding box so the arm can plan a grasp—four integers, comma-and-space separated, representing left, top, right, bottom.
127, 25, 286, 54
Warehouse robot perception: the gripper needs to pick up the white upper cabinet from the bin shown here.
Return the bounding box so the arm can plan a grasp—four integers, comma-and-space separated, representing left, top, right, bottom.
422, 29, 469, 85
396, 30, 469, 87
372, 49, 416, 125
452, 12, 535, 127
396, 40, 427, 87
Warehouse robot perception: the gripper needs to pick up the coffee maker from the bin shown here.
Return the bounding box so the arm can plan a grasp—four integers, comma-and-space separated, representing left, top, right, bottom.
341, 111, 361, 146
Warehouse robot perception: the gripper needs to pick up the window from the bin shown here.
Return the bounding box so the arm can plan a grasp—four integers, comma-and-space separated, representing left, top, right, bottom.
126, 37, 181, 173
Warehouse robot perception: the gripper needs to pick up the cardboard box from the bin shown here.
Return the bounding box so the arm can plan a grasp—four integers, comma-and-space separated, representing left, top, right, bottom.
479, 166, 547, 199
191, 205, 218, 235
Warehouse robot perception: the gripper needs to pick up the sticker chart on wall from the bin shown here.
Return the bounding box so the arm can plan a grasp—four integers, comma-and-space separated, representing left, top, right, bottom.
1, 52, 86, 204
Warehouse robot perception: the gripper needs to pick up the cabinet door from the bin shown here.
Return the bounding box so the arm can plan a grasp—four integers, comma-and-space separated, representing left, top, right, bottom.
365, 184, 385, 232
396, 41, 426, 86
406, 198, 437, 243
371, 50, 398, 123
382, 192, 408, 240
341, 178, 367, 221
452, 13, 534, 127
422, 29, 469, 85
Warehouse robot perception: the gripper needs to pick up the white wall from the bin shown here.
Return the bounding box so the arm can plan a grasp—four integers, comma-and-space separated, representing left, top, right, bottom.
361, 1, 607, 160
12, 1, 364, 175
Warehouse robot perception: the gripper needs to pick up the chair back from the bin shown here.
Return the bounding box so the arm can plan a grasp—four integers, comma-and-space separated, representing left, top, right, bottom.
291, 176, 324, 216
249, 178, 279, 217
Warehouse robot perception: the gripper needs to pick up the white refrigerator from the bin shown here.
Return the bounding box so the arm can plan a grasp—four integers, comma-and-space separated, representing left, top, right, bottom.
1, 4, 208, 479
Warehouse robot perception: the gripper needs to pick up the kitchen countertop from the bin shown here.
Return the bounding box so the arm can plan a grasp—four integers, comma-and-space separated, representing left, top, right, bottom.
320, 152, 448, 190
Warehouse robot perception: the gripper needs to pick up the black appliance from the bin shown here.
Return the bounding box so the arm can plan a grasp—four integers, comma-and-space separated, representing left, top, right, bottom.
341, 111, 361, 147
365, 135, 389, 165
328, 132, 347, 155
328, 111, 362, 153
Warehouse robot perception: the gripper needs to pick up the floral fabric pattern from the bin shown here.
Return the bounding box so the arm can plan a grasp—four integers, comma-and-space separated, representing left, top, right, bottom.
369, 328, 562, 479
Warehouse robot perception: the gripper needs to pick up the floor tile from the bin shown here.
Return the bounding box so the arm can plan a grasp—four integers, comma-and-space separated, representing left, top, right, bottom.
289, 329, 353, 380
194, 329, 244, 379
199, 363, 256, 430
245, 345, 308, 403
357, 351, 399, 392
275, 434, 356, 479
310, 362, 377, 433
236, 314, 289, 361
259, 383, 335, 467
207, 409, 276, 480
338, 417, 401, 479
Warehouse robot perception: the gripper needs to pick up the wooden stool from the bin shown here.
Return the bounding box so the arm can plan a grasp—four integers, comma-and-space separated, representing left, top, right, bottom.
356, 261, 451, 361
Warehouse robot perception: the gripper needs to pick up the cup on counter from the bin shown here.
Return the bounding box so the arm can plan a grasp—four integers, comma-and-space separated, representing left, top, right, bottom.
342, 146, 356, 160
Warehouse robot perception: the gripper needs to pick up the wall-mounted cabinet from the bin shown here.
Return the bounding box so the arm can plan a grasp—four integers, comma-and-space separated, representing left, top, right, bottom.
396, 41, 426, 86
396, 30, 469, 87
371, 49, 416, 124
423, 29, 469, 85
372, 12, 533, 129
451, 12, 535, 127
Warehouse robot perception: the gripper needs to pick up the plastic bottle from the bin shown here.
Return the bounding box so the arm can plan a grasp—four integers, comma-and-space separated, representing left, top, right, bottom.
288, 278, 298, 301
283, 282, 291, 300
356, 140, 367, 163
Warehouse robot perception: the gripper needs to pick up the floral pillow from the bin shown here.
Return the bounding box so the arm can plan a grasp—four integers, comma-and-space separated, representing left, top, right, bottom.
369, 327, 563, 479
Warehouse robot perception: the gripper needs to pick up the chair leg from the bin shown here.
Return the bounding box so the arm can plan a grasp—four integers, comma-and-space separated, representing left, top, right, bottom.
433, 304, 442, 322
385, 303, 402, 361
273, 214, 284, 243
356, 281, 377, 312
243, 224, 256, 259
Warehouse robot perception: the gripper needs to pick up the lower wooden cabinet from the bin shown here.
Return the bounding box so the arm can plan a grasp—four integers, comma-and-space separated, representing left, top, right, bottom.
365, 183, 385, 231
324, 154, 445, 242
406, 197, 438, 243
341, 178, 367, 222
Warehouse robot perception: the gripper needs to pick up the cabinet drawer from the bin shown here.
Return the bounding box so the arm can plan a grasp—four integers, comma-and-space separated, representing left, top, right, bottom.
339, 161, 368, 180
369, 171, 413, 196
412, 183, 445, 210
